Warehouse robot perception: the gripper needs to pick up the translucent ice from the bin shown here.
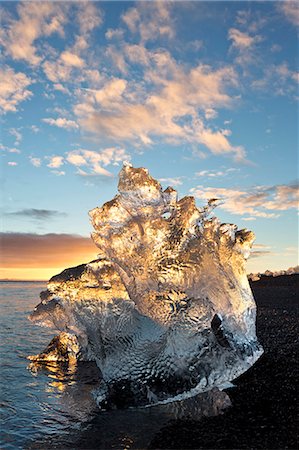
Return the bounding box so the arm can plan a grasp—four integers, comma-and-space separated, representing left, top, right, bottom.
30, 164, 263, 407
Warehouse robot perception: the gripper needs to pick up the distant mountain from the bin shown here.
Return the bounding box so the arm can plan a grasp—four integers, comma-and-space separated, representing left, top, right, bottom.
0, 279, 47, 283
248, 266, 299, 282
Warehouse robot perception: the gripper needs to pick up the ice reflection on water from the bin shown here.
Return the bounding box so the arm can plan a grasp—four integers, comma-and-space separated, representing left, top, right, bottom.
28, 359, 231, 449
0, 283, 231, 450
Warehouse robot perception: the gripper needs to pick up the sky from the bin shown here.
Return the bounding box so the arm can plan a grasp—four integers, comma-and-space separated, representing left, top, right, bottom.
0, 0, 298, 280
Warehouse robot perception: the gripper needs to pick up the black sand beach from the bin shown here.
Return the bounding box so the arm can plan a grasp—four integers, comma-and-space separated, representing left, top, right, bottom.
149, 274, 299, 449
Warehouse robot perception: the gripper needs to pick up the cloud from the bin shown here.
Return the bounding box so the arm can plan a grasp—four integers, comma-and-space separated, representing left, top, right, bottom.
42, 117, 79, 130
43, 59, 72, 83
47, 156, 64, 169
228, 28, 261, 50
40, 3, 102, 88
52, 170, 65, 177
121, 2, 175, 42
5, 209, 67, 221
60, 51, 85, 68
66, 147, 130, 177
29, 157, 41, 167
88, 78, 128, 106
0, 66, 32, 114
0, 2, 68, 65
0, 144, 21, 154
250, 243, 273, 257
30, 125, 40, 133
251, 62, 298, 97
250, 250, 273, 259
9, 128, 22, 145
159, 177, 184, 186
285, 246, 297, 253
74, 55, 245, 160
0, 232, 97, 268
53, 83, 70, 94
105, 28, 124, 40
271, 44, 282, 53
105, 46, 128, 74
76, 1, 103, 35
278, 1, 299, 26
228, 27, 262, 67
252, 243, 272, 250
190, 182, 299, 219
193, 121, 246, 162
204, 108, 218, 120
196, 168, 238, 178
7, 161, 17, 166
0, 2, 244, 162
9, 148, 21, 154
28, 147, 129, 177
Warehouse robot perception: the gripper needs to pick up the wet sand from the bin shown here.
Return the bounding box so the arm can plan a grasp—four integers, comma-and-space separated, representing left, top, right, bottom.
149, 274, 299, 449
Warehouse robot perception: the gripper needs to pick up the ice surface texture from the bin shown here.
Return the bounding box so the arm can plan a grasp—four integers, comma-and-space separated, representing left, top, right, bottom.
30, 164, 263, 407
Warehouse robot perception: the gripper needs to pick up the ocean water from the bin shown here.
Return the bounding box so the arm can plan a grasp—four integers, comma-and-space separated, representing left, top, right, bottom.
0, 282, 231, 449
0, 282, 70, 448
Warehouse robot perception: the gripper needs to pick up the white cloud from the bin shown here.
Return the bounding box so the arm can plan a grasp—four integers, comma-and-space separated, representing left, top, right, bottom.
196, 171, 211, 177
253, 244, 272, 251
196, 168, 238, 178
43, 59, 72, 84
66, 153, 86, 167
121, 2, 175, 42
228, 28, 261, 49
39, 3, 102, 89
77, 166, 113, 177
30, 157, 41, 167
187, 39, 204, 52
52, 170, 65, 176
60, 51, 85, 68
278, 1, 299, 27
92, 78, 127, 106
74, 56, 244, 161
105, 28, 124, 40
1, 143, 18, 154
30, 125, 40, 133
66, 147, 130, 177
76, 1, 103, 35
121, 7, 140, 33
193, 121, 246, 162
242, 217, 256, 222
8, 148, 21, 154
159, 177, 184, 186
204, 108, 218, 120
124, 43, 151, 67
84, 70, 102, 86
0, 2, 68, 65
42, 117, 79, 130
190, 182, 299, 219
8, 161, 17, 166
228, 27, 262, 67
47, 156, 64, 169
105, 46, 128, 74
53, 83, 70, 94
0, 66, 32, 114
271, 44, 282, 53
251, 62, 298, 96
9, 128, 22, 146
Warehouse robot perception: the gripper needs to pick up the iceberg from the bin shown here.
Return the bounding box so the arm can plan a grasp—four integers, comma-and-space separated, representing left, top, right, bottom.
29, 164, 263, 408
